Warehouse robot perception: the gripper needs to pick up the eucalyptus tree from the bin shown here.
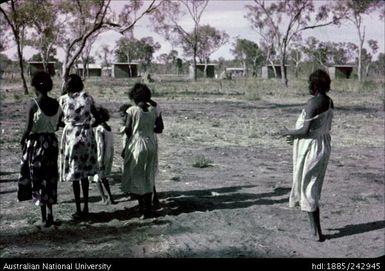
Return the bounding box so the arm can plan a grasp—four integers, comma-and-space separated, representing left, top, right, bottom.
231, 38, 264, 77
341, 0, 383, 81
245, 0, 347, 86
181, 24, 229, 77
26, 0, 62, 74
0, 0, 31, 94
151, 0, 209, 81
114, 36, 161, 72
57, 0, 163, 91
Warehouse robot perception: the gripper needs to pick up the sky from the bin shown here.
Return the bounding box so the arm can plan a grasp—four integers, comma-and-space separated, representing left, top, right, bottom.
2, 0, 385, 62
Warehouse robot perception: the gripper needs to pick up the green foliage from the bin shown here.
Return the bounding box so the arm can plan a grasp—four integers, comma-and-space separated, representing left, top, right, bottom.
231, 38, 264, 75
114, 37, 161, 71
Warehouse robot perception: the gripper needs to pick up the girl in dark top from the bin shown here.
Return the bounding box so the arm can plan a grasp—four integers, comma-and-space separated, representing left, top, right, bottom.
18, 71, 62, 228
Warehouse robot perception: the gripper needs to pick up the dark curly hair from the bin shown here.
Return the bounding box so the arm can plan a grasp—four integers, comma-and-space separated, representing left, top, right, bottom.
31, 71, 53, 93
96, 106, 110, 122
128, 83, 151, 104
65, 74, 84, 94
308, 69, 331, 95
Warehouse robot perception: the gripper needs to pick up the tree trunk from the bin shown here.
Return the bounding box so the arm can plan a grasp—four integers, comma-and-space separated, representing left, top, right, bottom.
41, 52, 48, 72
281, 43, 288, 87
16, 36, 28, 94
357, 42, 363, 81
268, 59, 277, 78
61, 60, 70, 94
203, 58, 208, 78
192, 46, 197, 81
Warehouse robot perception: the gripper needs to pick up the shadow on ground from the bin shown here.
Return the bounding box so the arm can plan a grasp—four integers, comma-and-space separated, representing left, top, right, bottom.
326, 220, 385, 240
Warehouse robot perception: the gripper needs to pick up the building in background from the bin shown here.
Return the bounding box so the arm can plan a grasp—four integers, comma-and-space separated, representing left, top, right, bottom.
328, 65, 355, 79
112, 63, 139, 78
75, 64, 102, 77
261, 65, 290, 79
190, 64, 216, 79
28, 61, 56, 77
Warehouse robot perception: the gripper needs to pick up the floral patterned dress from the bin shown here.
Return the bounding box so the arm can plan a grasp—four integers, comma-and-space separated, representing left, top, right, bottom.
59, 91, 98, 182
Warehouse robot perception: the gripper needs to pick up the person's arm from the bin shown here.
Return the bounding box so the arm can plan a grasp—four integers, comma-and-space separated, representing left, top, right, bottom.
154, 113, 164, 134
56, 108, 64, 130
90, 97, 102, 128
20, 101, 35, 147
280, 98, 318, 138
149, 99, 157, 107
96, 128, 105, 170
124, 111, 133, 139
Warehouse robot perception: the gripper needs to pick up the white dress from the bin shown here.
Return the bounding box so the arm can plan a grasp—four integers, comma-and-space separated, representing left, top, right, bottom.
289, 104, 333, 212
91, 124, 114, 183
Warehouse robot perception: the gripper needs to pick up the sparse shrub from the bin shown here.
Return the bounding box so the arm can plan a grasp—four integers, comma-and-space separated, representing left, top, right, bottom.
192, 155, 213, 168
13, 93, 21, 101
170, 176, 181, 182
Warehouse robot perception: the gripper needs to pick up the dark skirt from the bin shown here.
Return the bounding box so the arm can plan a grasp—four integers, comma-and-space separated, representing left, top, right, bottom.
18, 133, 59, 205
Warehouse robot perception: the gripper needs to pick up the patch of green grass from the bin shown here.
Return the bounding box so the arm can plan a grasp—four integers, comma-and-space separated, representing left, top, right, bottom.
192, 155, 213, 168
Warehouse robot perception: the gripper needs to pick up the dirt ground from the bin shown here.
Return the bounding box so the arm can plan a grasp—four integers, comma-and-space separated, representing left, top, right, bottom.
0, 85, 384, 258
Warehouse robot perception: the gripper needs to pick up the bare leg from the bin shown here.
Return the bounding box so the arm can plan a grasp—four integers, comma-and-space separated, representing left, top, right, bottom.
40, 205, 47, 223
307, 208, 325, 242
152, 186, 161, 210
72, 181, 81, 214
143, 193, 153, 219
96, 181, 107, 203
101, 177, 115, 204
45, 204, 53, 227
81, 178, 89, 214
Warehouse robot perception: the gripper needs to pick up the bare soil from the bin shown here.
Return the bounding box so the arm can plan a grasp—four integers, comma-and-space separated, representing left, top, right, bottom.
0, 86, 384, 258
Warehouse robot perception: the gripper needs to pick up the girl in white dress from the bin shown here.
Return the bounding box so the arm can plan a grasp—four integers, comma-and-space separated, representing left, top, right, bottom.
280, 69, 334, 242
92, 106, 115, 205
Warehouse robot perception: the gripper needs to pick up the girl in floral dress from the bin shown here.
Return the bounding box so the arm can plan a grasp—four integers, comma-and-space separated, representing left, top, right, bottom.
59, 74, 101, 219
18, 71, 62, 227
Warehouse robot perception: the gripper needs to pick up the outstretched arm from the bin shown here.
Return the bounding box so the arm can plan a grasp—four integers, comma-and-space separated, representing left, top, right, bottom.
280, 98, 318, 138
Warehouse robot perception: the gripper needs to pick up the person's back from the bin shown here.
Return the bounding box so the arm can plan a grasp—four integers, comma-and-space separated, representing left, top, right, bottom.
18, 71, 61, 228
31, 97, 61, 134
121, 83, 159, 218
129, 105, 156, 139
59, 91, 93, 126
